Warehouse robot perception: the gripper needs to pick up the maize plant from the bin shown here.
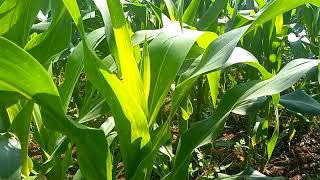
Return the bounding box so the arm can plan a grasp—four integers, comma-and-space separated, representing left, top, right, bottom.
0, 0, 320, 179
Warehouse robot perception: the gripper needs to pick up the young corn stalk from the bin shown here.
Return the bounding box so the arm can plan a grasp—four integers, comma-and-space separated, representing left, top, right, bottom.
0, 0, 319, 179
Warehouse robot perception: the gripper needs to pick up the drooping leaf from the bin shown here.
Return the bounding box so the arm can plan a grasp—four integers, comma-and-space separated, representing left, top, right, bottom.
0, 36, 111, 180
280, 89, 320, 115
132, 29, 162, 46
167, 59, 320, 179
0, 132, 21, 179
218, 167, 285, 179
187, 26, 249, 80
169, 0, 315, 126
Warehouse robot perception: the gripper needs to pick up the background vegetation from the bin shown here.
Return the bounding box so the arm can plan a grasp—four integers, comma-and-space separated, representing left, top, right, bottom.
0, 0, 319, 179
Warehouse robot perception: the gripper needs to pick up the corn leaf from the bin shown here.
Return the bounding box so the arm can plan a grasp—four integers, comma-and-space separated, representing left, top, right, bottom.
167, 59, 320, 179
59, 28, 105, 112
93, 0, 120, 74
0, 36, 111, 180
25, 1, 72, 66
10, 102, 34, 177
183, 0, 201, 25
196, 0, 228, 30
163, 0, 177, 21
105, 0, 147, 114
3, 0, 43, 47
148, 23, 204, 124
140, 38, 151, 111
62, 0, 151, 178
280, 89, 320, 115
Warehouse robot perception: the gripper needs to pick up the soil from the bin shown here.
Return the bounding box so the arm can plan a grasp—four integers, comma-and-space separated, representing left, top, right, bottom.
265, 125, 320, 179
200, 113, 320, 179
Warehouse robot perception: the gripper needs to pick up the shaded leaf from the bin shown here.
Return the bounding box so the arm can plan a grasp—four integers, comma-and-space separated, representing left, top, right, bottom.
280, 89, 320, 115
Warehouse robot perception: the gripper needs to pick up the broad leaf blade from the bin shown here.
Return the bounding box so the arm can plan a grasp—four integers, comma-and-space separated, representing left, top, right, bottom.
196, 0, 228, 30
0, 36, 111, 180
3, 0, 43, 47
106, 0, 147, 114
148, 23, 204, 124
280, 90, 320, 115
25, 1, 72, 66
167, 59, 319, 179
62, 0, 150, 178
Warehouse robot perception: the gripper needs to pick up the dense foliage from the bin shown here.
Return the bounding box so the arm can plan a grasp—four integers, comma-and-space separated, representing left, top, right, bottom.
0, 0, 319, 179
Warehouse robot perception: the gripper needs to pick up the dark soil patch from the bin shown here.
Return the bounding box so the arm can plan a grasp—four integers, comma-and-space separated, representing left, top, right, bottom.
200, 114, 320, 179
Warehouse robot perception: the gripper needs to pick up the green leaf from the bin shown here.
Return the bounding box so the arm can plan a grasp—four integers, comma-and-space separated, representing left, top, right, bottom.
169, 0, 316, 126
180, 97, 193, 120
0, 132, 21, 179
207, 71, 221, 108
46, 142, 73, 180
0, 104, 10, 132
78, 97, 109, 124
105, 0, 147, 114
82, 43, 149, 178
222, 47, 272, 79
40, 136, 70, 174
93, 0, 120, 74
163, 0, 177, 21
0, 0, 43, 46
196, 0, 228, 30
232, 97, 267, 115
59, 28, 105, 112
132, 29, 162, 46
255, 0, 267, 9
148, 23, 204, 124
62, 0, 150, 178
10, 102, 34, 177
126, 3, 148, 28
248, 0, 317, 32
177, 0, 184, 29
267, 104, 280, 160
132, 121, 171, 180
169, 45, 269, 127
25, 1, 72, 66
275, 14, 283, 35
0, 36, 111, 180
310, 0, 320, 7
183, 0, 201, 25
280, 89, 320, 115
3, 0, 43, 47
187, 26, 249, 80
218, 167, 285, 179
140, 37, 151, 111
166, 59, 320, 179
